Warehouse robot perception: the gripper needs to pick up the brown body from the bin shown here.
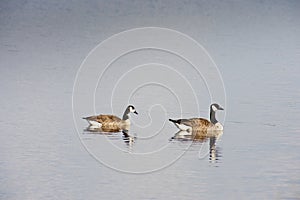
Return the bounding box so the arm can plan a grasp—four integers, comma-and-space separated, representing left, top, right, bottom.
169, 118, 215, 132
84, 115, 129, 132
180, 118, 213, 131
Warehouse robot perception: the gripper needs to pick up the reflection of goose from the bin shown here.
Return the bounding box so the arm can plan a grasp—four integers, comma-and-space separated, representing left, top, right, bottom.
83, 127, 135, 147
209, 135, 219, 162
171, 130, 223, 141
83, 105, 138, 132
122, 129, 135, 146
171, 130, 223, 161
169, 103, 224, 132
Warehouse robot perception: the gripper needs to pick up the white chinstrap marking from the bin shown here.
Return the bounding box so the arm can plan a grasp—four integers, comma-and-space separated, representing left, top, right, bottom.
129, 106, 134, 112
212, 105, 218, 112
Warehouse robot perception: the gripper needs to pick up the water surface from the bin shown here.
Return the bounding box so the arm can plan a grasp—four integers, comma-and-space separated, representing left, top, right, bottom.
1, 1, 300, 199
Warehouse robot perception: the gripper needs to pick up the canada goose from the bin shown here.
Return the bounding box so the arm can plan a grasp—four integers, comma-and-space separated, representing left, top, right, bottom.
169, 103, 224, 132
83, 105, 138, 132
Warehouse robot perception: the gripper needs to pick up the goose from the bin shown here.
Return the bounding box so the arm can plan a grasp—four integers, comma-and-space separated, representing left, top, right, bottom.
169, 103, 224, 132
83, 105, 138, 132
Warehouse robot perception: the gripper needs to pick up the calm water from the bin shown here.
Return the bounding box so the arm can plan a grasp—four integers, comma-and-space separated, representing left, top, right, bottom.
1, 1, 300, 199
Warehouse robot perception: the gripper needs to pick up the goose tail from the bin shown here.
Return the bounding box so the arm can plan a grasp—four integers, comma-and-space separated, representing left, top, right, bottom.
169, 119, 180, 124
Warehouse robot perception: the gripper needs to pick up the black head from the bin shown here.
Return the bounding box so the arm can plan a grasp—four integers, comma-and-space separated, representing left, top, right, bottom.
210, 103, 224, 112
128, 105, 138, 115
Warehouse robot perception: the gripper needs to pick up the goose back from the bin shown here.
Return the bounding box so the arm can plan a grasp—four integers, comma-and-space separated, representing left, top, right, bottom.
84, 114, 127, 131
178, 118, 212, 131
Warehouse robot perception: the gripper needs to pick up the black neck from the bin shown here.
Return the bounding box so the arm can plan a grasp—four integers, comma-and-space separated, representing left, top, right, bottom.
210, 108, 218, 124
122, 108, 130, 120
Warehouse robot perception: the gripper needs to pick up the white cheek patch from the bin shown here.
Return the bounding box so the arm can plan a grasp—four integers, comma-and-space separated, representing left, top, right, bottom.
129, 107, 133, 112
212, 105, 218, 111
